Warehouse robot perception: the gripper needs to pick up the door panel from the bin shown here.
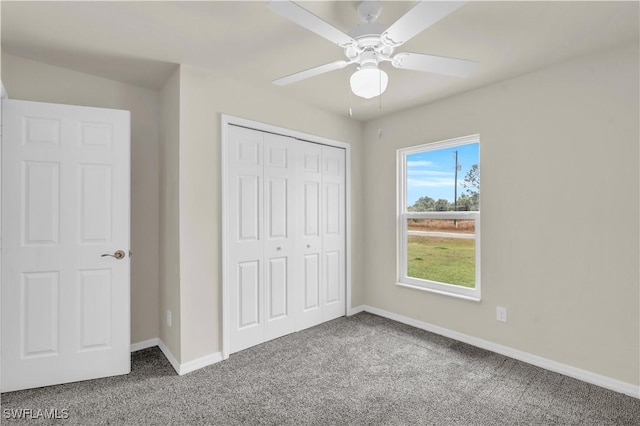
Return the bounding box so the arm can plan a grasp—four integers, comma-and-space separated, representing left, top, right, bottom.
296, 141, 324, 331
303, 253, 320, 311
303, 151, 320, 172
267, 178, 287, 239
23, 161, 60, 245
1, 99, 130, 392
78, 164, 113, 243
228, 126, 264, 353
24, 116, 60, 146
304, 181, 319, 237
263, 133, 296, 341
238, 260, 260, 329
268, 257, 288, 320
324, 182, 341, 235
78, 269, 112, 350
238, 175, 260, 241
79, 122, 113, 149
22, 271, 59, 357
321, 145, 346, 321
324, 251, 341, 304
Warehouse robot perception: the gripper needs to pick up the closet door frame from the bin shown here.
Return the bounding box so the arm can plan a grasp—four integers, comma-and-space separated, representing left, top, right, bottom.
221, 114, 352, 360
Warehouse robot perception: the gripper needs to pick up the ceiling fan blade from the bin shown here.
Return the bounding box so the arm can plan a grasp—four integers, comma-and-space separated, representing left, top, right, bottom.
273, 60, 349, 86
267, 1, 357, 48
381, 1, 466, 47
392, 52, 479, 78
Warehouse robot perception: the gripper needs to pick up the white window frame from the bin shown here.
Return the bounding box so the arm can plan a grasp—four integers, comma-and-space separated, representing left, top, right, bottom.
397, 135, 481, 301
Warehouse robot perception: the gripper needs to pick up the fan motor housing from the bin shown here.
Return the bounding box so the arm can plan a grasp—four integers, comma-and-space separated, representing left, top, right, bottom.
345, 24, 395, 63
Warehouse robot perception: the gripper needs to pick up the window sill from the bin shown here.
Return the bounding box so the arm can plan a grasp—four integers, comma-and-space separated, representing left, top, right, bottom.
396, 281, 481, 302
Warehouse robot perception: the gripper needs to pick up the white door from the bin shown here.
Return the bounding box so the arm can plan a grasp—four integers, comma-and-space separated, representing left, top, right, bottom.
227, 126, 298, 353
263, 132, 297, 341
297, 142, 323, 331
227, 126, 267, 353
321, 145, 346, 321
226, 125, 346, 354
1, 99, 131, 392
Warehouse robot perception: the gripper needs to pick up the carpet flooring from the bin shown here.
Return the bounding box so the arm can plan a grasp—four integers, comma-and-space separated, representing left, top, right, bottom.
2, 312, 639, 425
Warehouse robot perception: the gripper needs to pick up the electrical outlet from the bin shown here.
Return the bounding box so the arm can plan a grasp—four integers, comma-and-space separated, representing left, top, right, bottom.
166, 310, 172, 327
496, 307, 507, 323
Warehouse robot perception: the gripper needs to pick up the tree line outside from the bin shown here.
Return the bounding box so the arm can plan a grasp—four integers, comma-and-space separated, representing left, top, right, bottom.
408, 164, 479, 212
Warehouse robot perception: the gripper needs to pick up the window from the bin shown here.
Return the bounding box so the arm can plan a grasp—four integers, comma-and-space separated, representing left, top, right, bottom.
397, 135, 480, 300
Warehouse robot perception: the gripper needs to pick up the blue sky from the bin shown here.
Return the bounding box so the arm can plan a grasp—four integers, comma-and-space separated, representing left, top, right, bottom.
406, 143, 479, 206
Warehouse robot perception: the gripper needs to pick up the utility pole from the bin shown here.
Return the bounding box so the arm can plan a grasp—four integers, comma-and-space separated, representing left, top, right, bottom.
453, 150, 461, 209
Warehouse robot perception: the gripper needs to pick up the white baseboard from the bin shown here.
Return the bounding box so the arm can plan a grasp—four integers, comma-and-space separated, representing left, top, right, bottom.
178, 351, 224, 375
154, 339, 222, 376
357, 305, 639, 399
157, 339, 181, 374
130, 338, 159, 353
347, 305, 366, 316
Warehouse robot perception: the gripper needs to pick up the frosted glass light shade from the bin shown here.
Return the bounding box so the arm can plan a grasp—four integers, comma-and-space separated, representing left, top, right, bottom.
350, 67, 388, 99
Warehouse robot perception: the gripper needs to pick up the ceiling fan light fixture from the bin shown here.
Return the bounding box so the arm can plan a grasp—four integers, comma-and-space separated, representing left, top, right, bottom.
269, 1, 479, 101
350, 66, 388, 99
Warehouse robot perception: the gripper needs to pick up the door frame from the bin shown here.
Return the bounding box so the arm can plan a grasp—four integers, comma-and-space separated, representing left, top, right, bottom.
0, 83, 7, 364
220, 114, 352, 360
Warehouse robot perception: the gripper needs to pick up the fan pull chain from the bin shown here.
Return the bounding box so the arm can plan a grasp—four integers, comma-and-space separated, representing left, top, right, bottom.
379, 67, 383, 110
348, 79, 353, 117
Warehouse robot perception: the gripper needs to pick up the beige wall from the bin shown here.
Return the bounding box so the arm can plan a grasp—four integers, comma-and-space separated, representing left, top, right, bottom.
362, 43, 639, 385
176, 65, 364, 362
1, 53, 162, 344
159, 68, 181, 359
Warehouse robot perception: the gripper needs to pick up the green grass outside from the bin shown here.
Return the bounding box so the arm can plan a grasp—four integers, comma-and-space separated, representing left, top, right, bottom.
407, 236, 475, 288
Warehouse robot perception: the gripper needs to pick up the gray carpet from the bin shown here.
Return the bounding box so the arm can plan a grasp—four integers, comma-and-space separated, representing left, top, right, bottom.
1, 312, 639, 425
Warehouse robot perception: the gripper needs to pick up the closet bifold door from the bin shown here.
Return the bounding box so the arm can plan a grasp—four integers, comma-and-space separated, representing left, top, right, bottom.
227, 126, 298, 353
263, 132, 297, 342
321, 145, 346, 321
227, 124, 346, 354
296, 142, 323, 331
227, 126, 265, 354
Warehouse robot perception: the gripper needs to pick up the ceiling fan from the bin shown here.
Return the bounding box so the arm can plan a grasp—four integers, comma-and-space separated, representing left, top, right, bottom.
268, 0, 479, 99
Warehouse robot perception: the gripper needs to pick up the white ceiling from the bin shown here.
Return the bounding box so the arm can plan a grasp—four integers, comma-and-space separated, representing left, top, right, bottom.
2, 1, 638, 121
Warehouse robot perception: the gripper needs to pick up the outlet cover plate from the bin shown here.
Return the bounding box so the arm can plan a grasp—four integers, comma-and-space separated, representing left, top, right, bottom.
496, 307, 507, 323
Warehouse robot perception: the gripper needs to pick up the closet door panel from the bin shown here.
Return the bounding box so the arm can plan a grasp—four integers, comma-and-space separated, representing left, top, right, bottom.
324, 250, 341, 304
321, 145, 346, 321
297, 142, 323, 331
304, 181, 320, 237
303, 253, 320, 310
267, 257, 288, 319
228, 126, 265, 353
267, 178, 288, 239
238, 260, 261, 328
263, 133, 297, 341
238, 176, 260, 241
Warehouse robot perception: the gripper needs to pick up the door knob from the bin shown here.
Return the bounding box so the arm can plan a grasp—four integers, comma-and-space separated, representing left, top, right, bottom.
102, 250, 126, 260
